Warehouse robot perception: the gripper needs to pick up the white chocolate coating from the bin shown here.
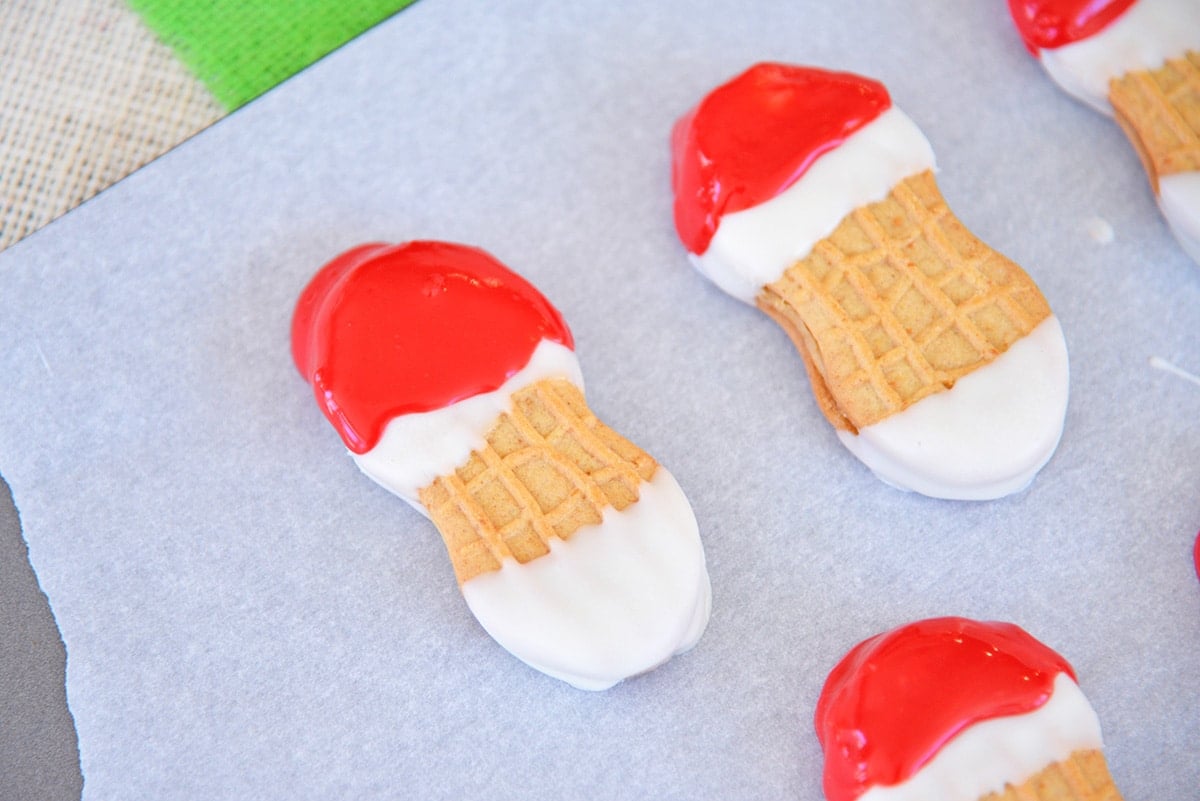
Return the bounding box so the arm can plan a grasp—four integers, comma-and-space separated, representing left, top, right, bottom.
837, 316, 1069, 501
352, 340, 584, 512
688, 107, 936, 303
1150, 354, 1200, 387
462, 467, 711, 691
352, 339, 712, 689
1037, 0, 1200, 114
859, 673, 1103, 801
1159, 172, 1200, 264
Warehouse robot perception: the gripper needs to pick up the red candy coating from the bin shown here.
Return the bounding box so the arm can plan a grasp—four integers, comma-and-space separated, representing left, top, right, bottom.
291, 242, 391, 380
1007, 0, 1137, 53
1194, 531, 1199, 583
814, 617, 1076, 801
291, 241, 574, 454
671, 63, 891, 255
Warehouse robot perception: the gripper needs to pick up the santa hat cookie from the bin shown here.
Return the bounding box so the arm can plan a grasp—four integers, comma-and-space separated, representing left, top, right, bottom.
815, 617, 1123, 801
1008, 0, 1200, 263
292, 241, 711, 690
671, 63, 1069, 501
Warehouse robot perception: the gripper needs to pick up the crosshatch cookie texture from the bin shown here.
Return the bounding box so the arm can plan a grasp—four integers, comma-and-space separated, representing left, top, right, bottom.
757, 170, 1051, 433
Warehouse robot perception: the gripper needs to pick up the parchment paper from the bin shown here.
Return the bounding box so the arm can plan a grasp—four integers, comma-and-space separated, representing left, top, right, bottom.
1, 1, 1197, 798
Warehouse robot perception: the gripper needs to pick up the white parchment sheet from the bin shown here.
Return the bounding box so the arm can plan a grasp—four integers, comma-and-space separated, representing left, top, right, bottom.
1, 1, 1197, 798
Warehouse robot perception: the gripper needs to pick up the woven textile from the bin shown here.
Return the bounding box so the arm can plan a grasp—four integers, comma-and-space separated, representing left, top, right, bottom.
0, 0, 414, 252
0, 0, 225, 251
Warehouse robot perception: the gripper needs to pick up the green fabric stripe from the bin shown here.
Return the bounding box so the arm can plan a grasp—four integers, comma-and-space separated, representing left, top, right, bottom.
128, 0, 419, 110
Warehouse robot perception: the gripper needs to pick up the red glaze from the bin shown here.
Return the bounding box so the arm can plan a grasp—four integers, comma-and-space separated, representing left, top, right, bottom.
814, 617, 1076, 801
671, 63, 891, 255
1007, 0, 1137, 53
291, 241, 574, 454
1194, 531, 1199, 583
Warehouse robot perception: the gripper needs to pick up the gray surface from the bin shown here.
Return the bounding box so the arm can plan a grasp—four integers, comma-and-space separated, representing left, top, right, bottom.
0, 476, 81, 800
1, 0, 1199, 798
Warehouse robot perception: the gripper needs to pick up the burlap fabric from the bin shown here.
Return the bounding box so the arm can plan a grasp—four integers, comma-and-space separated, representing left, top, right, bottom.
0, 0, 225, 251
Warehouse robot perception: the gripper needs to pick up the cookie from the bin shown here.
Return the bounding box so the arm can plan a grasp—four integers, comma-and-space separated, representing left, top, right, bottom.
292, 241, 711, 689
1009, 0, 1200, 263
671, 63, 1069, 500
815, 617, 1122, 801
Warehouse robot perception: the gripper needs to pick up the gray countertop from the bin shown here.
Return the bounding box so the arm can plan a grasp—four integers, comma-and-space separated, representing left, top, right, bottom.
0, 476, 80, 799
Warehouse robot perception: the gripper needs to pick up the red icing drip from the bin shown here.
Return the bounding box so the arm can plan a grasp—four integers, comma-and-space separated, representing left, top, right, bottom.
291, 241, 574, 454
1007, 0, 1138, 53
814, 617, 1076, 801
670, 63, 891, 255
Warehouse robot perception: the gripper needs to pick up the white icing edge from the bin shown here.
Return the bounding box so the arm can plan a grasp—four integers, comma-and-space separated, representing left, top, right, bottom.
836, 316, 1069, 501
461, 467, 712, 691
859, 674, 1103, 801
1038, 0, 1200, 114
351, 340, 584, 512
689, 107, 936, 303
1158, 172, 1200, 265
